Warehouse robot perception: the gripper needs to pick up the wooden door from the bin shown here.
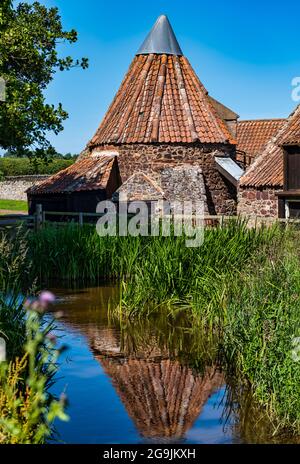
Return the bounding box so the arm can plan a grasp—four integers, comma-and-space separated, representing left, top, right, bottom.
286, 148, 300, 190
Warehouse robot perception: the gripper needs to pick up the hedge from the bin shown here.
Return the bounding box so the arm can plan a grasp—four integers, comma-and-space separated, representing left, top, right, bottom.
0, 158, 74, 177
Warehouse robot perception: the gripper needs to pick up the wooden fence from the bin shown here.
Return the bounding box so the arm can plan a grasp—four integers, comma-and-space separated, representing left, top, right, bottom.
0, 213, 35, 230
0, 204, 300, 231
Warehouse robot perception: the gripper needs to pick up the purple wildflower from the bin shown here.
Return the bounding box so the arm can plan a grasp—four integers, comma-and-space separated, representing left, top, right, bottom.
39, 291, 56, 307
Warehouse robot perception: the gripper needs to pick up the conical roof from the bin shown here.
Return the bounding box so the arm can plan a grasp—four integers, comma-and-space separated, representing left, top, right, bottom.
88, 16, 236, 147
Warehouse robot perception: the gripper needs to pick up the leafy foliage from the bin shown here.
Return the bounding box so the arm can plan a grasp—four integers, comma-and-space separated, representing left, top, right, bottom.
0, 309, 68, 444
0, 157, 74, 176
0, 229, 68, 443
0, 1, 88, 156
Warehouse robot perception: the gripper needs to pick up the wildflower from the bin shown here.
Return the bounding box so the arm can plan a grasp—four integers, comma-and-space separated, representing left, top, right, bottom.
39, 291, 56, 306
31, 300, 43, 312
24, 299, 32, 309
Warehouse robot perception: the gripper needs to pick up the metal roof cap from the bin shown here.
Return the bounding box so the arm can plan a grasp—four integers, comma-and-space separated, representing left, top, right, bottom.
136, 15, 183, 56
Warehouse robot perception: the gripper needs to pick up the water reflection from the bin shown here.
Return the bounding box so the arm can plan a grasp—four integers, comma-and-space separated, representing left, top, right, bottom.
49, 286, 299, 444
94, 356, 222, 441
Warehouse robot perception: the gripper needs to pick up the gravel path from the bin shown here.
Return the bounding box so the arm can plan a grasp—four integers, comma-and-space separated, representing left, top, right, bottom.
0, 209, 27, 215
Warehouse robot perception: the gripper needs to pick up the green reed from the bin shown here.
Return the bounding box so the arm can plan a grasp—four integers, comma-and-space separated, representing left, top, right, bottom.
0, 228, 68, 443
221, 234, 300, 434
5, 220, 300, 436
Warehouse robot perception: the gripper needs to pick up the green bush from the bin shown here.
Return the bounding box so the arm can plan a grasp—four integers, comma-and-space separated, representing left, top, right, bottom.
0, 158, 74, 177
0, 306, 68, 444
0, 231, 68, 443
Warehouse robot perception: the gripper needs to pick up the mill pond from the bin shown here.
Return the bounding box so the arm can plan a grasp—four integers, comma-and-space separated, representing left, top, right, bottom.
49, 285, 299, 445
50, 286, 230, 444
1, 221, 300, 443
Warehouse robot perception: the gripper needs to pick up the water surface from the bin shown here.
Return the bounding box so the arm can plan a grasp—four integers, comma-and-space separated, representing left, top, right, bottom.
49, 286, 296, 444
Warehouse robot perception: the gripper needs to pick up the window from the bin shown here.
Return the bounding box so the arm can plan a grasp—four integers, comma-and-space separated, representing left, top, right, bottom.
286, 200, 300, 219
286, 149, 300, 190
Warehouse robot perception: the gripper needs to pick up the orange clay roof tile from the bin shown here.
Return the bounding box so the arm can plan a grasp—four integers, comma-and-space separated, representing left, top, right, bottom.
88, 54, 236, 147
279, 107, 300, 146
27, 154, 117, 195
237, 119, 286, 159
240, 106, 300, 188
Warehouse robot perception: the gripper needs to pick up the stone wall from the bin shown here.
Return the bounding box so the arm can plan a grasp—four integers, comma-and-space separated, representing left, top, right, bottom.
160, 165, 208, 213
113, 172, 165, 202
93, 143, 237, 215
113, 165, 209, 213
0, 176, 49, 201
238, 188, 279, 218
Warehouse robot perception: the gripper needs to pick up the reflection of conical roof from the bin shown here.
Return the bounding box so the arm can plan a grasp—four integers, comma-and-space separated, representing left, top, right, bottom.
86, 324, 223, 439
53, 288, 223, 441
96, 355, 223, 439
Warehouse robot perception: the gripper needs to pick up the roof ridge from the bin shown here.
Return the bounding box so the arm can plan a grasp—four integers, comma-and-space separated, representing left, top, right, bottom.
173, 56, 198, 142
278, 103, 300, 145
238, 118, 286, 123
239, 114, 292, 187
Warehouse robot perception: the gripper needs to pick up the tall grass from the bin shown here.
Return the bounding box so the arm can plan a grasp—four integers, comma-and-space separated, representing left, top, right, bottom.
28, 220, 274, 291
222, 234, 300, 433
118, 221, 279, 316
6, 221, 300, 436
28, 224, 147, 284
0, 228, 68, 443
0, 228, 31, 358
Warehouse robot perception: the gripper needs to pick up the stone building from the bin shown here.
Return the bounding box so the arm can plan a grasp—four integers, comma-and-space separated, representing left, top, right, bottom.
28, 15, 243, 215
238, 105, 300, 219
27, 152, 121, 214
86, 15, 243, 215
236, 118, 286, 166
27, 15, 300, 221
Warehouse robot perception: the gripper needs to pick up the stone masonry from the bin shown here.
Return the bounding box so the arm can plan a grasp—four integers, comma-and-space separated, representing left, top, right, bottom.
160, 164, 208, 213
113, 164, 209, 214
238, 188, 279, 218
0, 176, 49, 201
93, 143, 237, 215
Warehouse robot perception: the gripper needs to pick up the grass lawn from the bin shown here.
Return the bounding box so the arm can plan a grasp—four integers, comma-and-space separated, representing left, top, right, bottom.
0, 199, 28, 212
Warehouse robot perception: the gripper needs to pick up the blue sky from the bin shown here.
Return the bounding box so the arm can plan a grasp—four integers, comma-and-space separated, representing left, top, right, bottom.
22, 0, 300, 153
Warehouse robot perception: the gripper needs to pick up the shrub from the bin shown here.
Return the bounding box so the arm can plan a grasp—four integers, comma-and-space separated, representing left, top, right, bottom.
0, 232, 68, 444
0, 158, 74, 177
0, 306, 68, 444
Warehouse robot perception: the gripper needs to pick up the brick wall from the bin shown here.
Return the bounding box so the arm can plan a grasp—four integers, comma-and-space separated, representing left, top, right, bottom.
93, 143, 237, 215
238, 188, 279, 218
